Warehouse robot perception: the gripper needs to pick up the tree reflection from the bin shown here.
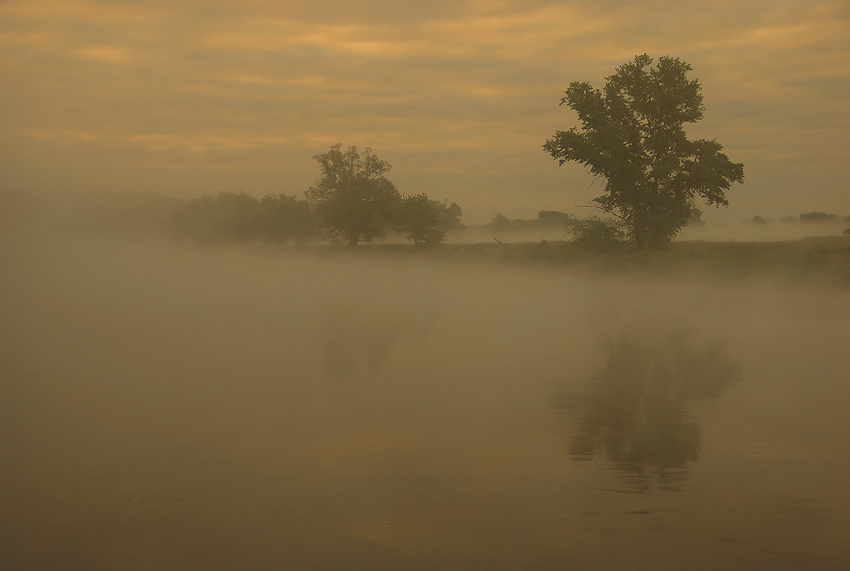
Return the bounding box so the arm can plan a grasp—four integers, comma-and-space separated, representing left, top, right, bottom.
557, 330, 741, 492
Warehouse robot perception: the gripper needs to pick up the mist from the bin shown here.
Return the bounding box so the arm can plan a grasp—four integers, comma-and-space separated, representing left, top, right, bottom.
3, 204, 850, 569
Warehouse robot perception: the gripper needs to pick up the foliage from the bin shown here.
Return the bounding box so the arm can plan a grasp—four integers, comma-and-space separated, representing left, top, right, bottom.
565, 215, 629, 251
489, 213, 537, 230
172, 192, 265, 242
490, 213, 512, 228
433, 200, 464, 230
171, 191, 314, 244
393, 193, 446, 247
744, 215, 772, 225
799, 211, 837, 223
259, 193, 315, 244
537, 210, 569, 227
305, 144, 401, 246
488, 211, 570, 231
544, 54, 744, 248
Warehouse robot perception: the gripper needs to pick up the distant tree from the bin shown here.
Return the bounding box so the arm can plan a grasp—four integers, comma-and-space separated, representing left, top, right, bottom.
543, 54, 744, 248
393, 194, 446, 247
172, 191, 263, 242
537, 210, 569, 227
799, 211, 837, 223
305, 144, 401, 246
171, 191, 318, 245
744, 215, 772, 225
491, 213, 511, 229
433, 200, 464, 230
259, 193, 314, 244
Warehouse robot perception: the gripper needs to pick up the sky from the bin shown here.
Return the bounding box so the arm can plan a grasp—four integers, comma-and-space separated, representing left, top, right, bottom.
1, 0, 848, 224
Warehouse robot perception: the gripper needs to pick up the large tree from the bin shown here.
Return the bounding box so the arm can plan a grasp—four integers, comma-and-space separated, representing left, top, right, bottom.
543, 54, 744, 248
305, 144, 401, 246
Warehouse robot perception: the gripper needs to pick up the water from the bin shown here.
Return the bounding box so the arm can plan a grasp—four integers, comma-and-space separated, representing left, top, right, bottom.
2, 236, 849, 570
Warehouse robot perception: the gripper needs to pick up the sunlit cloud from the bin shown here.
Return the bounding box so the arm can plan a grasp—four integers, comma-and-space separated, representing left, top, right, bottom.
1, 0, 848, 219
75, 46, 132, 64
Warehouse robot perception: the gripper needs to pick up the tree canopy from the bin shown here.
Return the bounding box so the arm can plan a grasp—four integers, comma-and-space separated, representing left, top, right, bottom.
393, 194, 447, 247
305, 144, 401, 246
543, 54, 744, 248
171, 191, 314, 244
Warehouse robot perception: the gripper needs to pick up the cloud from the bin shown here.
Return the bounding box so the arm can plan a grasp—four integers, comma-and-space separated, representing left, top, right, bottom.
1, 0, 848, 219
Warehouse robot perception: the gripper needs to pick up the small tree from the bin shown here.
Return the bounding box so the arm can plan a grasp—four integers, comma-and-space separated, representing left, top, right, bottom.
544, 54, 744, 248
393, 193, 446, 247
538, 210, 569, 227
305, 144, 401, 246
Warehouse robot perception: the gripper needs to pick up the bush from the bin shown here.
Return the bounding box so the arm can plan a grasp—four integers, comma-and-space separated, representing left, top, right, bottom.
393, 194, 446, 247
566, 215, 629, 251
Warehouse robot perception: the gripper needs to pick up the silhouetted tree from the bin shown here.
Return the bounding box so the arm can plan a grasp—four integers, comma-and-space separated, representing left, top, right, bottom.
744, 215, 772, 225
799, 211, 837, 223
537, 210, 569, 227
433, 200, 464, 230
544, 54, 744, 248
393, 193, 446, 247
305, 144, 401, 246
491, 213, 511, 229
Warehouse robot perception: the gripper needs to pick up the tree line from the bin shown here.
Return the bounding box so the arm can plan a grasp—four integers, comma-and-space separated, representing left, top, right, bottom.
175, 54, 749, 250
172, 144, 462, 247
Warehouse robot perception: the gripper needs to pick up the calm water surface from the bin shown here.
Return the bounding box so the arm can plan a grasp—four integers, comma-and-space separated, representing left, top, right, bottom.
2, 237, 849, 570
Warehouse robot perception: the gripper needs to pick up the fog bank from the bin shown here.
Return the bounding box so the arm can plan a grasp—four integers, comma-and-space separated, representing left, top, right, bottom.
2, 225, 849, 569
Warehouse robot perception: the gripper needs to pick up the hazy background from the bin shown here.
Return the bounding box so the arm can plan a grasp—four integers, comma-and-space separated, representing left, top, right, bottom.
1, 0, 848, 224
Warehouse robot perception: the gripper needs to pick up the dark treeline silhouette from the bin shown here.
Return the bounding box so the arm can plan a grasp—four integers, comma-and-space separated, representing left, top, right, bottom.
489, 210, 569, 230
555, 330, 741, 493
170, 189, 463, 247
798, 211, 849, 223
171, 191, 317, 245
745, 212, 850, 225
169, 145, 463, 247
305, 144, 461, 247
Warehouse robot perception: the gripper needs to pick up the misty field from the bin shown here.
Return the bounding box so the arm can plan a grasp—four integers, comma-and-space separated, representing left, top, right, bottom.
2, 227, 850, 570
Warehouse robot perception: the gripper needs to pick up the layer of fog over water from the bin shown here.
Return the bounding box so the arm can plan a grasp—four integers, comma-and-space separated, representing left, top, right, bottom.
3, 216, 850, 569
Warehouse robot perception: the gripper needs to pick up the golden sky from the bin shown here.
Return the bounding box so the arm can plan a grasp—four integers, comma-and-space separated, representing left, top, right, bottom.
1, 0, 848, 222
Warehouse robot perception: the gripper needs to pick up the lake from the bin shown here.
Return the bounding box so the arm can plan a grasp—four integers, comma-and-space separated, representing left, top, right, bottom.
2, 236, 849, 570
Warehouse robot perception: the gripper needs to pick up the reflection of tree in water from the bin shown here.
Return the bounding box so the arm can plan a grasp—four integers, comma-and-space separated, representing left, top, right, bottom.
558, 331, 741, 492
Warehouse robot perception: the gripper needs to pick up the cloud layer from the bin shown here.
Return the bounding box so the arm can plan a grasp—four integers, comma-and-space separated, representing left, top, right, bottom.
1, 0, 848, 222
